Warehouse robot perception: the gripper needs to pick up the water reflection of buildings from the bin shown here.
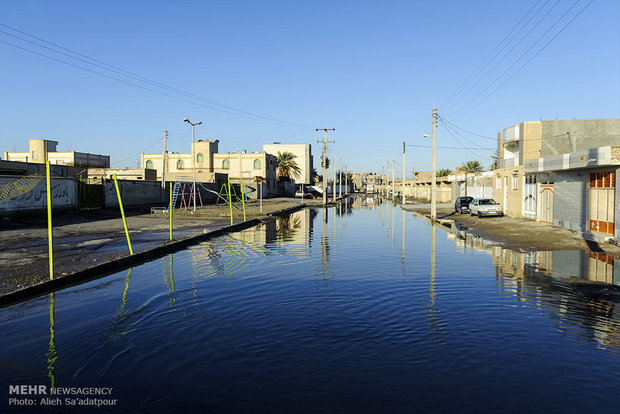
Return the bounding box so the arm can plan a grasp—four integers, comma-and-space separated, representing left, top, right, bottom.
229, 209, 317, 247
451, 223, 620, 351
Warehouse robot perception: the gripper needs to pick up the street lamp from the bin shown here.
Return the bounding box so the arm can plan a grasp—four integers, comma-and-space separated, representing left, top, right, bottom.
184, 118, 202, 212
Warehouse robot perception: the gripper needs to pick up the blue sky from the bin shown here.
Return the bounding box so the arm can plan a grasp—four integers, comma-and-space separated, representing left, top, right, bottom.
1, 0, 619, 176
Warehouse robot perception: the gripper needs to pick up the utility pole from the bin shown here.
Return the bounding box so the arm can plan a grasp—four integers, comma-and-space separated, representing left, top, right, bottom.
402, 141, 406, 205
339, 159, 342, 198
392, 160, 395, 199
431, 106, 437, 221
184, 118, 202, 212
161, 129, 167, 188
316, 128, 335, 205
333, 158, 337, 203
344, 164, 348, 195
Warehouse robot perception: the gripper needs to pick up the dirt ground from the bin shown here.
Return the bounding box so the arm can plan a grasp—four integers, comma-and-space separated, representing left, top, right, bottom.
403, 204, 620, 259
0, 198, 305, 295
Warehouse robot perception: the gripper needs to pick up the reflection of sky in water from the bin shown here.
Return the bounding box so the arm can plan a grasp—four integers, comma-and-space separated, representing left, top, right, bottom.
1, 200, 620, 413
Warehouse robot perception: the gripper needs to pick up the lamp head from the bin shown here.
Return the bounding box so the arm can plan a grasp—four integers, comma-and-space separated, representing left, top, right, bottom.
184, 118, 189, 123
423, 134, 431, 138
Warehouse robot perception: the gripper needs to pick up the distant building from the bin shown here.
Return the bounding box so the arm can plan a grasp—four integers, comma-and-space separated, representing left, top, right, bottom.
87, 168, 158, 181
140, 139, 220, 184
262, 144, 313, 185
141, 139, 278, 197
213, 152, 277, 197
4, 139, 110, 167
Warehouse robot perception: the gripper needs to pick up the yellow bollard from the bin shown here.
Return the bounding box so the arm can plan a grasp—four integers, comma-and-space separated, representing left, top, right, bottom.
169, 185, 173, 240
46, 161, 54, 280
240, 176, 246, 221
113, 174, 134, 255
227, 177, 233, 225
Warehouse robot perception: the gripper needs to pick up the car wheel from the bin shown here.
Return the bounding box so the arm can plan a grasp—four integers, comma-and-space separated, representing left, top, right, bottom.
478, 211, 482, 218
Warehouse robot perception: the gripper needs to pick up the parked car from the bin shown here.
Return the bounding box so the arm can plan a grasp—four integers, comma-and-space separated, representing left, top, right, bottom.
469, 198, 503, 217
454, 196, 474, 214
295, 190, 313, 198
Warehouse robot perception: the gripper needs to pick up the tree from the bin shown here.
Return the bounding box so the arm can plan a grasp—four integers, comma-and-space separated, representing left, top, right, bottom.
437, 168, 453, 177
276, 151, 301, 182
490, 152, 498, 170
461, 160, 484, 173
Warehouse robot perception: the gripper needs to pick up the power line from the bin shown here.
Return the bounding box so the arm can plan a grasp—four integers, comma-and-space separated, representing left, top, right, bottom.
440, 0, 550, 112
406, 144, 494, 150
453, 0, 595, 118
0, 23, 313, 129
437, 116, 497, 140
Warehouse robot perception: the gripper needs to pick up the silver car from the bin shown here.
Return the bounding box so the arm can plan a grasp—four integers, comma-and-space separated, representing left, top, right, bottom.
469, 198, 503, 217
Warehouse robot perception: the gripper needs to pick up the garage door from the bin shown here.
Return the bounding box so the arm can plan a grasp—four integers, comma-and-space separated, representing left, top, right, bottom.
589, 172, 616, 235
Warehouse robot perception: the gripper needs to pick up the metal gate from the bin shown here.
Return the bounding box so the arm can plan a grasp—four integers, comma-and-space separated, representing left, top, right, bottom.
539, 183, 554, 224
523, 174, 537, 220
78, 178, 104, 209
588, 172, 615, 235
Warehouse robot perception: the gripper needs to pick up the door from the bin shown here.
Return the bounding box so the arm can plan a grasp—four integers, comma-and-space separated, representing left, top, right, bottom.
523, 174, 537, 219
78, 178, 104, 209
539, 183, 554, 224
588, 172, 615, 235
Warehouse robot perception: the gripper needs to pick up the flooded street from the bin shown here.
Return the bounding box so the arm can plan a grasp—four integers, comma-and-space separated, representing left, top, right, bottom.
2, 197, 620, 413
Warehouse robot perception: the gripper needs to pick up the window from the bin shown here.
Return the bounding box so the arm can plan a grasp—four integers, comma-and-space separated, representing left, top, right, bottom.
177, 160, 184, 170
512, 174, 519, 190
145, 160, 153, 169
197, 153, 203, 163
222, 159, 230, 169
253, 159, 261, 170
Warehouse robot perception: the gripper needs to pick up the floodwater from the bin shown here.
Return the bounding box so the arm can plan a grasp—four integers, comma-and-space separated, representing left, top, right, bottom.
2, 196, 620, 413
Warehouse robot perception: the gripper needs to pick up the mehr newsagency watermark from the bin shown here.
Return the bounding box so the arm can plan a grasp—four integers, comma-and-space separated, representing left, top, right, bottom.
8, 385, 117, 408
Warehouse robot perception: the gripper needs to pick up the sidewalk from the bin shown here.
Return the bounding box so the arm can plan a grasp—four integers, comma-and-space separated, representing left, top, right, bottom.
0, 198, 304, 295
402, 204, 620, 259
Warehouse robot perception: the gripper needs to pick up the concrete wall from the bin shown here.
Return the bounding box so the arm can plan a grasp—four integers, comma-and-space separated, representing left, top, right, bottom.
0, 176, 77, 214
541, 119, 620, 157
552, 170, 589, 233
105, 180, 168, 207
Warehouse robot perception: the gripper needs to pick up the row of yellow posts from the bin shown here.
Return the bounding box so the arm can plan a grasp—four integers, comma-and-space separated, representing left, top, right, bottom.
44, 163, 247, 280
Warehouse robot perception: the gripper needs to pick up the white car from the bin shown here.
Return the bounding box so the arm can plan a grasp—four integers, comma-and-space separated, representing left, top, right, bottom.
469, 198, 503, 217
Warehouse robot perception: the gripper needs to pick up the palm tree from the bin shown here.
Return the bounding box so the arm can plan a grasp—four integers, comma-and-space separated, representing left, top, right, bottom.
490, 152, 498, 170
461, 160, 484, 173
437, 168, 453, 177
276, 151, 302, 182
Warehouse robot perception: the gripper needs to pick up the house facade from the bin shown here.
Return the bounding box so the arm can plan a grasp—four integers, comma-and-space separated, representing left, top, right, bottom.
495, 118, 620, 239
213, 152, 278, 197
262, 144, 313, 185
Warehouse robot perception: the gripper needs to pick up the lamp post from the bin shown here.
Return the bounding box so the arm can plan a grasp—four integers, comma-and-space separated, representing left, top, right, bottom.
184, 118, 202, 212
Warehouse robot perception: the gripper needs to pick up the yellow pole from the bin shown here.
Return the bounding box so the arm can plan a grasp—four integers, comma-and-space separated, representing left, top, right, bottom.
240, 176, 246, 221
47, 292, 56, 390
227, 177, 233, 225
46, 161, 54, 279
169, 184, 173, 240
113, 174, 134, 255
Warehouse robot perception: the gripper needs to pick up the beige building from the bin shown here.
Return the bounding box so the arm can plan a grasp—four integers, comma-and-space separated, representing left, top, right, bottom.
262, 144, 313, 185
140, 139, 220, 183
4, 139, 110, 167
213, 152, 277, 197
